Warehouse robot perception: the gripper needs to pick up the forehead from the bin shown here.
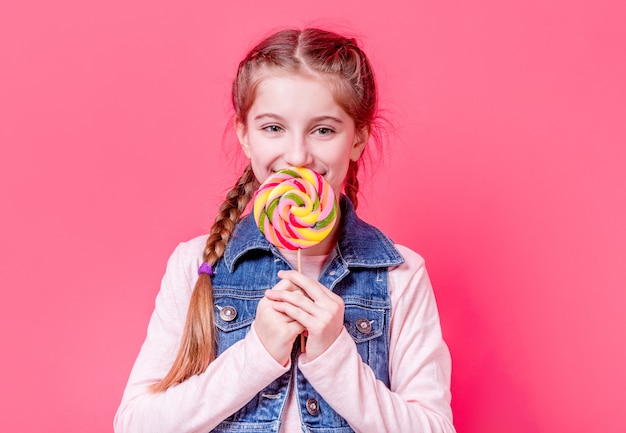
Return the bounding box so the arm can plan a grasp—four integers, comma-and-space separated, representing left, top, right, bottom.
248, 72, 348, 119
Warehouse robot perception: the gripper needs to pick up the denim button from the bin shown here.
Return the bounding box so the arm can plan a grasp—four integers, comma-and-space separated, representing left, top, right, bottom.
220, 306, 237, 322
356, 318, 372, 334
306, 398, 319, 416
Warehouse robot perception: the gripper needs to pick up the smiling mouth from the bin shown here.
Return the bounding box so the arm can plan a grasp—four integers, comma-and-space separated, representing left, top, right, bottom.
272, 167, 327, 176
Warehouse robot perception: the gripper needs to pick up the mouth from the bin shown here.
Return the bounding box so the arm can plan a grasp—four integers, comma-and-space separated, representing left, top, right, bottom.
272, 167, 327, 177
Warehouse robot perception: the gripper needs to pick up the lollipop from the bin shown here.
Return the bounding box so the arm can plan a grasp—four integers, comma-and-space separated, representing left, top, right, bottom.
253, 167, 338, 251
253, 167, 337, 353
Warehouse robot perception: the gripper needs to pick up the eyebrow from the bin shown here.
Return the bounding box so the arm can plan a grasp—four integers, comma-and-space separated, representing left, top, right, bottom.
312, 115, 344, 124
253, 113, 344, 124
253, 113, 284, 122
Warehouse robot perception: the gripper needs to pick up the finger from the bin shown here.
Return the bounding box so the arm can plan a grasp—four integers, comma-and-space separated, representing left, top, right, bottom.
265, 288, 320, 314
271, 277, 306, 294
271, 298, 314, 328
256, 299, 306, 334
277, 270, 330, 301
271, 298, 341, 344
267, 289, 340, 332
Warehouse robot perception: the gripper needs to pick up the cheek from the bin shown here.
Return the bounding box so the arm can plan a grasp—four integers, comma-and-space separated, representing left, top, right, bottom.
328, 164, 351, 195
248, 158, 274, 185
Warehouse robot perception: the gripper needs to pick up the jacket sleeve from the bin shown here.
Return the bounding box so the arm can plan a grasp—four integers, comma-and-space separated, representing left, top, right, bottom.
299, 245, 456, 433
114, 240, 289, 433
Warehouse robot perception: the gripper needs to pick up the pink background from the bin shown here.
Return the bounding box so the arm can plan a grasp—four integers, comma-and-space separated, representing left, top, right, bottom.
1, 0, 625, 431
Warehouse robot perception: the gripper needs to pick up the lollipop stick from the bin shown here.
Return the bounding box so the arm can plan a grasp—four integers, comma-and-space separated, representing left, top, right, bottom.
298, 248, 306, 353
297, 248, 302, 273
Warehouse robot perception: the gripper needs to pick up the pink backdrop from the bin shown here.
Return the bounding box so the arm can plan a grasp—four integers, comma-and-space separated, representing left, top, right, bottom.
2, 0, 625, 431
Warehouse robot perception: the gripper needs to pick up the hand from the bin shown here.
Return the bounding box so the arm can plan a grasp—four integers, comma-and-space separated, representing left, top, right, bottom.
253, 278, 306, 366
264, 270, 345, 361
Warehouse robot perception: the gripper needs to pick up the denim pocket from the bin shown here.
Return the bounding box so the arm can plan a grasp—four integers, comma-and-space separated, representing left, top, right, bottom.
343, 304, 385, 342
213, 289, 264, 355
342, 300, 389, 372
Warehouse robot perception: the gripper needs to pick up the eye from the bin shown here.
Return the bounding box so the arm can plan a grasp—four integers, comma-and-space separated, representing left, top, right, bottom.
313, 127, 334, 136
263, 124, 283, 133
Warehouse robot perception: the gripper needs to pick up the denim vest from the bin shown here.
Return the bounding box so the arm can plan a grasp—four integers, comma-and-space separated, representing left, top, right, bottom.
210, 197, 404, 433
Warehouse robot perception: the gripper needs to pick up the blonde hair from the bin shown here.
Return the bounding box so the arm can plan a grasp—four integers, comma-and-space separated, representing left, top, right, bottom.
152, 28, 378, 391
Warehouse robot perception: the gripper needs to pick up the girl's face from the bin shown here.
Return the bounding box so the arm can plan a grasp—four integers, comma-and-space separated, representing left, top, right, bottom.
237, 72, 367, 198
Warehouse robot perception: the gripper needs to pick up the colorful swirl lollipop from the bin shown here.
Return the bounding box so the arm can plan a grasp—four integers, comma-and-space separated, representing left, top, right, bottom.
253, 167, 338, 250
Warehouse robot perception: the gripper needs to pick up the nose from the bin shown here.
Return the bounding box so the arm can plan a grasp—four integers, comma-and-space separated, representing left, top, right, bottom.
284, 134, 313, 168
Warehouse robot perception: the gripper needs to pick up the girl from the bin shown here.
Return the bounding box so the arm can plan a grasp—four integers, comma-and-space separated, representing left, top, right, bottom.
115, 28, 455, 433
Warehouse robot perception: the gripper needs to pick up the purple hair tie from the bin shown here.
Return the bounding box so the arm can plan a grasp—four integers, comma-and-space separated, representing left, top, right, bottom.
198, 262, 214, 276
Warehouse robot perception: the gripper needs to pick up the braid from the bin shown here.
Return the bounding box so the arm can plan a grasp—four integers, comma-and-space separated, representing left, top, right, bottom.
344, 160, 360, 209
205, 164, 259, 264
151, 164, 259, 392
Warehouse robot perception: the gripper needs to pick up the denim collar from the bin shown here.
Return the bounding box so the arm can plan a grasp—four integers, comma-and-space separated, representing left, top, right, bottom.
223, 195, 404, 272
